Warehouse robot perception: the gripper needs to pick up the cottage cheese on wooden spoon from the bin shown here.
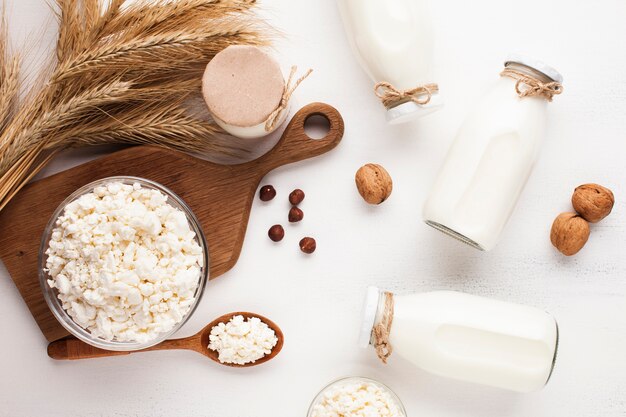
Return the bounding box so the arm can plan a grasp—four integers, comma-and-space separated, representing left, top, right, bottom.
208, 315, 278, 365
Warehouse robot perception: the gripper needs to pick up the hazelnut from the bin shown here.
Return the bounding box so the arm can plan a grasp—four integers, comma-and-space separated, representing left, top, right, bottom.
572, 183, 614, 223
259, 185, 276, 201
288, 207, 304, 222
299, 237, 316, 254
355, 163, 392, 205
289, 189, 305, 205
550, 212, 590, 256
268, 225, 284, 242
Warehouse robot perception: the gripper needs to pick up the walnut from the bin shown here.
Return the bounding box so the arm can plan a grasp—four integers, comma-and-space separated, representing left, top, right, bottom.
550, 212, 590, 256
572, 183, 614, 223
355, 164, 393, 205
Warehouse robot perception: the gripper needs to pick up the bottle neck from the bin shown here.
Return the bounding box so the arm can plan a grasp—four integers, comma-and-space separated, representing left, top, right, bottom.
371, 291, 387, 344
505, 62, 555, 83
370, 290, 395, 363
370, 291, 395, 340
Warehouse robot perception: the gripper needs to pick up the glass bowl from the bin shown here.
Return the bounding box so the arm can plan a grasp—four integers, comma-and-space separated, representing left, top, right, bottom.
307, 376, 406, 417
38, 176, 209, 351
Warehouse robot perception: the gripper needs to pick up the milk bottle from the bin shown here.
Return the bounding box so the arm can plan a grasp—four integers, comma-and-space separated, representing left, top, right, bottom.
337, 0, 442, 123
360, 287, 559, 392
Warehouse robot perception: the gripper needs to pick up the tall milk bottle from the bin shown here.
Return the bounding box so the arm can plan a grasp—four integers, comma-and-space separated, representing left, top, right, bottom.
423, 56, 563, 251
337, 0, 442, 123
360, 287, 559, 393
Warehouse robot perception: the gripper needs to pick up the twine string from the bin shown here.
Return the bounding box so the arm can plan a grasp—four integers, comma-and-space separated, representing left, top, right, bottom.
500, 68, 563, 102
265, 66, 313, 132
373, 291, 394, 364
374, 82, 439, 109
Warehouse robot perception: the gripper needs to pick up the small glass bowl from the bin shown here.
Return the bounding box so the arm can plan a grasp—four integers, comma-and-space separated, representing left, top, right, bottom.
39, 176, 209, 351
307, 376, 407, 417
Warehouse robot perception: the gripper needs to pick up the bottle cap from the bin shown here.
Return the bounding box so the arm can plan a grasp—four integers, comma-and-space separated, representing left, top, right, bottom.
358, 286, 381, 348
505, 54, 563, 83
385, 93, 444, 125
202, 45, 285, 138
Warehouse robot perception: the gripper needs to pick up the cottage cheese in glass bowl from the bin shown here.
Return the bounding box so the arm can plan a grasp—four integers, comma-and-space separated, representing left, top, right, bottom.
39, 177, 209, 351
307, 377, 406, 417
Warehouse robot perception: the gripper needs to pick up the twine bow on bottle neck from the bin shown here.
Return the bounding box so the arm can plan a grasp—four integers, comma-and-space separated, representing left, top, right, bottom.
500, 68, 563, 102
264, 66, 313, 132
374, 82, 439, 109
372, 292, 394, 364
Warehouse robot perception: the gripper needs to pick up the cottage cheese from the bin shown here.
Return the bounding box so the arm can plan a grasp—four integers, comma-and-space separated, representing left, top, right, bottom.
45, 181, 204, 343
208, 315, 278, 365
310, 379, 404, 417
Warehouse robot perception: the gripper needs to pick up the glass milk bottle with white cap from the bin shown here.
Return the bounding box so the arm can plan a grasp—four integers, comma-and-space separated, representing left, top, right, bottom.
337, 0, 442, 123
360, 287, 559, 393
423, 56, 563, 251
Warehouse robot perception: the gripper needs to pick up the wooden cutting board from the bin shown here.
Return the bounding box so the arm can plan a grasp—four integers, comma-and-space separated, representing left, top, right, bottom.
0, 102, 344, 342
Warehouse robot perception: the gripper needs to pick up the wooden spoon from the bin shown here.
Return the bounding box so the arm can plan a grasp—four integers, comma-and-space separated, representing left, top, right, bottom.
47, 312, 284, 366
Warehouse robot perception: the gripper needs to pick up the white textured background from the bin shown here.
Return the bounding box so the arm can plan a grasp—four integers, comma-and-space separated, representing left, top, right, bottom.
1, 1, 625, 416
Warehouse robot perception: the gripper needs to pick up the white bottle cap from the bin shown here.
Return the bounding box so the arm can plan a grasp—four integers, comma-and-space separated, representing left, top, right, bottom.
358, 286, 381, 348
385, 92, 444, 125
505, 54, 563, 83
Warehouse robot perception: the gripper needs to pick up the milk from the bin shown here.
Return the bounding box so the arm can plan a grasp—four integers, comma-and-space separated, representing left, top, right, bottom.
423, 57, 563, 250
360, 287, 558, 392
337, 0, 442, 123
214, 104, 290, 139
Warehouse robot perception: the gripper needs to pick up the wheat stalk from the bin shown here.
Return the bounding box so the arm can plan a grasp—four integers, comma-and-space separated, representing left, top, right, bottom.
54, 27, 262, 81
100, 0, 258, 41
0, 13, 20, 134
0, 79, 133, 173
0, 0, 270, 212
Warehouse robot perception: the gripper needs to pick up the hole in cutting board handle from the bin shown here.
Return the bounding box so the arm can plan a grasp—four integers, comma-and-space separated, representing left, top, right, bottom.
303, 114, 331, 140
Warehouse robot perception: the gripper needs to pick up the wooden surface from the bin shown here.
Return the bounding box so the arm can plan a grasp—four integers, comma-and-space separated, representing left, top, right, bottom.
47, 312, 284, 367
0, 102, 344, 343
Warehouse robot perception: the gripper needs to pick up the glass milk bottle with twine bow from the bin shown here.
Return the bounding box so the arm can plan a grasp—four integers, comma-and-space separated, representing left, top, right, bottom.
359, 287, 559, 393
337, 0, 442, 124
423, 56, 563, 251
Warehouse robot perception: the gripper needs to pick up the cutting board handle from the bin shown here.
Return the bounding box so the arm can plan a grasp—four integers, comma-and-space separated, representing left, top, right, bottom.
248, 102, 344, 172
